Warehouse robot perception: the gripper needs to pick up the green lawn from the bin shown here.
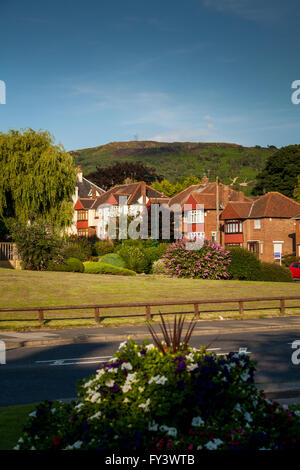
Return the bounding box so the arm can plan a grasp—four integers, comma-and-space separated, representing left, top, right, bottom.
0, 269, 300, 330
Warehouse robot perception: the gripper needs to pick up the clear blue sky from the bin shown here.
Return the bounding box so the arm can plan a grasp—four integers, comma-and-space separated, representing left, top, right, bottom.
1, 0, 300, 151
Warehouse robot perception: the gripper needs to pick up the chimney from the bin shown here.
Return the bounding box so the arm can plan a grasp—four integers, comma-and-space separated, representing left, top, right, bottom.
201, 174, 209, 186
141, 181, 146, 205
77, 165, 83, 183
91, 186, 97, 199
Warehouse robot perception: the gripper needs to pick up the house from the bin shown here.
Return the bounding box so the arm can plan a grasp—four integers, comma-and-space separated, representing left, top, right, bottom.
167, 176, 252, 242
220, 192, 300, 263
70, 166, 105, 237
86, 181, 169, 239
293, 214, 300, 257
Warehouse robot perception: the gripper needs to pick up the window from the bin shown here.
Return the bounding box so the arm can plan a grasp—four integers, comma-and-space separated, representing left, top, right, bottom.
225, 220, 242, 234
78, 228, 88, 237
254, 219, 261, 229
77, 210, 88, 221
248, 241, 259, 255
187, 210, 204, 224
211, 232, 217, 242
187, 232, 205, 240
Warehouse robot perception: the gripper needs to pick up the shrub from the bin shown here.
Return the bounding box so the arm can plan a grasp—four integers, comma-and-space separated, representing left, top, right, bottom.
227, 247, 262, 281
7, 220, 63, 271
100, 253, 126, 268
116, 245, 148, 273
15, 338, 300, 450
94, 240, 114, 256
144, 244, 168, 273
282, 253, 300, 268
259, 262, 293, 282
62, 236, 92, 262
48, 257, 84, 273
84, 261, 136, 276
162, 239, 231, 279
152, 258, 166, 274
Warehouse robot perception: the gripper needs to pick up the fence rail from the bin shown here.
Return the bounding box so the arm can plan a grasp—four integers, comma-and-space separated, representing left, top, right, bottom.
1, 296, 300, 326
0, 242, 19, 261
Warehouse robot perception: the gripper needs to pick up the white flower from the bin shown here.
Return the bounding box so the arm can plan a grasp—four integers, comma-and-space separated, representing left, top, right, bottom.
13, 445, 20, 450
29, 411, 37, 418
121, 362, 133, 371
167, 427, 177, 437
75, 402, 85, 410
138, 387, 144, 393
145, 344, 155, 350
241, 371, 251, 381
30, 446, 36, 450
191, 416, 205, 427
126, 372, 137, 382
259, 447, 271, 450
159, 425, 169, 432
148, 375, 168, 385
138, 398, 150, 411
214, 438, 223, 447
205, 440, 218, 450
18, 437, 24, 443
244, 412, 253, 423
51, 408, 56, 414
89, 411, 101, 420
121, 384, 132, 393
90, 392, 101, 403
123, 398, 130, 403
148, 421, 158, 431
294, 410, 300, 416
107, 368, 117, 373
105, 379, 115, 388
118, 341, 127, 350
197, 445, 203, 450
187, 363, 197, 372
234, 403, 242, 413
96, 369, 106, 377
73, 441, 83, 449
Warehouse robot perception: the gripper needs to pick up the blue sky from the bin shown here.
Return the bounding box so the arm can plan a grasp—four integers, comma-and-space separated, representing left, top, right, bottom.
1, 0, 300, 150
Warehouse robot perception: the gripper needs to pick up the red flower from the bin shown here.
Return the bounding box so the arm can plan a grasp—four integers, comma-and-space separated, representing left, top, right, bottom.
53, 435, 61, 446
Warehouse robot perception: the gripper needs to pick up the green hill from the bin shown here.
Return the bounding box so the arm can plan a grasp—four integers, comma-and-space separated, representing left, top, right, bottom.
70, 141, 276, 195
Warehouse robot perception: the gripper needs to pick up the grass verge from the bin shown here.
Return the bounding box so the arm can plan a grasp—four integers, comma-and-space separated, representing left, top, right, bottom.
0, 402, 38, 450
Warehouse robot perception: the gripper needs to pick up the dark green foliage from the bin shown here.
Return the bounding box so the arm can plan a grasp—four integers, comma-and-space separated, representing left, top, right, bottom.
94, 240, 114, 256
252, 145, 300, 198
7, 220, 63, 271
259, 262, 293, 282
143, 244, 168, 273
84, 261, 136, 276
282, 253, 300, 268
86, 161, 163, 191
0, 129, 76, 228
227, 247, 262, 281
116, 245, 148, 273
49, 257, 84, 273
100, 253, 126, 268
62, 236, 92, 262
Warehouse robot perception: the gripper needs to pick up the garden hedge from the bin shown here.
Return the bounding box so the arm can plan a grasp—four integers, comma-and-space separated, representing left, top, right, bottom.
84, 261, 136, 276
100, 253, 126, 268
227, 247, 262, 281
259, 262, 293, 282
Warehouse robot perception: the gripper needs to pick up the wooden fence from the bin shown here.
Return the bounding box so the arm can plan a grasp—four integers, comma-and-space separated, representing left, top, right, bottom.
0, 295, 300, 326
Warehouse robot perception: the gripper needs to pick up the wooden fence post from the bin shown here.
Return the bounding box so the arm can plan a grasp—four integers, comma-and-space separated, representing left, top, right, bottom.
38, 309, 44, 326
194, 303, 199, 320
94, 307, 100, 324
239, 301, 244, 315
146, 305, 151, 321
280, 299, 285, 315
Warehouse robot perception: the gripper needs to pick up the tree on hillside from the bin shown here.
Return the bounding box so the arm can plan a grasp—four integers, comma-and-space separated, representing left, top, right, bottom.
252, 145, 300, 198
154, 175, 203, 197
86, 161, 163, 191
0, 129, 76, 229
294, 175, 300, 203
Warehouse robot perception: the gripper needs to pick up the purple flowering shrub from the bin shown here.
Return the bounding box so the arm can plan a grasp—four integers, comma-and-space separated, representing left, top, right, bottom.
15, 339, 300, 451
162, 239, 231, 279
8, 220, 64, 270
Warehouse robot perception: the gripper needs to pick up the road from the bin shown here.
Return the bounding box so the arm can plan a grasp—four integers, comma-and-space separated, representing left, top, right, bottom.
1, 329, 300, 406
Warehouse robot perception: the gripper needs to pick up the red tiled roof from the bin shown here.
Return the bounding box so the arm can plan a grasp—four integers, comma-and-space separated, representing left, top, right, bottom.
220, 202, 253, 220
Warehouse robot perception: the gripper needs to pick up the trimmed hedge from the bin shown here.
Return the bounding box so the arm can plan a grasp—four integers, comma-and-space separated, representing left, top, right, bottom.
62, 236, 92, 262
48, 257, 84, 273
84, 261, 136, 276
227, 247, 262, 281
116, 245, 148, 273
100, 253, 126, 268
259, 262, 293, 282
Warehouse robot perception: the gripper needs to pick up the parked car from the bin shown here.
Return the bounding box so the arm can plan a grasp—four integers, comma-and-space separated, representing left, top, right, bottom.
289, 262, 300, 279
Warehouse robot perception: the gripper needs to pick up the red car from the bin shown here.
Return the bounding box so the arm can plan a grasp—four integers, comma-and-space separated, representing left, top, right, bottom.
289, 262, 300, 279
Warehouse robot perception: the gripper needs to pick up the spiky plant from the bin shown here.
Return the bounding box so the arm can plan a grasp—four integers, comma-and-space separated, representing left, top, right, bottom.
147, 313, 196, 355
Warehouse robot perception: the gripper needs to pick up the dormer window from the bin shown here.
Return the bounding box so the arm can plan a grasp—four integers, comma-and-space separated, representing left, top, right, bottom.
77, 210, 88, 221
225, 220, 242, 234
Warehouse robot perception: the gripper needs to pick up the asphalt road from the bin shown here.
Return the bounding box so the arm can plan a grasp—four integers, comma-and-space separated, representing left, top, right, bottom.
1, 329, 300, 406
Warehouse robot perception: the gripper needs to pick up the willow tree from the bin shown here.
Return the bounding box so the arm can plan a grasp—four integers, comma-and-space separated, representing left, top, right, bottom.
0, 129, 77, 229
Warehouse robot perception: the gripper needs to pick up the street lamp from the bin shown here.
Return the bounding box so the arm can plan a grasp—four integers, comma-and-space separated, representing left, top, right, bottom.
144, 174, 158, 247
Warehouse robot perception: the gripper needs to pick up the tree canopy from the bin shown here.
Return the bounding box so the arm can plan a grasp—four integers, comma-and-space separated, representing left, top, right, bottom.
153, 175, 203, 197
86, 161, 163, 191
252, 145, 300, 198
0, 129, 76, 229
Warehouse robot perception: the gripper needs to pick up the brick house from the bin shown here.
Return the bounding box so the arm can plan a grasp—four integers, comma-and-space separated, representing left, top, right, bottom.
293, 214, 300, 257
220, 192, 300, 263
168, 176, 252, 243
90, 181, 169, 239
71, 166, 105, 237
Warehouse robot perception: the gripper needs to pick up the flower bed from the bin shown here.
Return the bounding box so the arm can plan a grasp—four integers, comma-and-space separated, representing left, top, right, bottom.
14, 339, 300, 451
